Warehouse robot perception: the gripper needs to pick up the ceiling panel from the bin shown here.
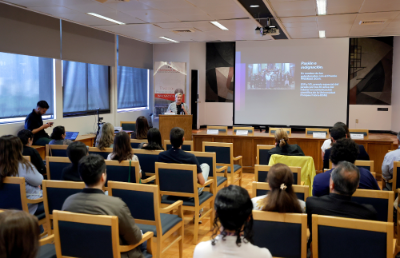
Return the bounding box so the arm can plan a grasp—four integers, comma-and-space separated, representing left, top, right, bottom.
360, 0, 400, 13
137, 0, 195, 10
104, 1, 152, 12
159, 7, 212, 21
326, 0, 364, 14
269, 0, 316, 17
122, 9, 180, 23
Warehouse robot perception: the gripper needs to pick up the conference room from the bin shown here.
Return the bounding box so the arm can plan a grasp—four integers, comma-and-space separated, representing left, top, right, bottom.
1, 0, 400, 257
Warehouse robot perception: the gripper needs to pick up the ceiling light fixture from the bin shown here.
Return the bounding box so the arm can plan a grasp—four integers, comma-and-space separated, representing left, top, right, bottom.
316, 0, 326, 15
87, 13, 125, 25
250, 5, 259, 7
210, 21, 229, 31
160, 36, 179, 43
319, 30, 326, 38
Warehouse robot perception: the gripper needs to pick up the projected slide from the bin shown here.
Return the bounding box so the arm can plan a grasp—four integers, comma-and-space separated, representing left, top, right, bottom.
235, 38, 349, 127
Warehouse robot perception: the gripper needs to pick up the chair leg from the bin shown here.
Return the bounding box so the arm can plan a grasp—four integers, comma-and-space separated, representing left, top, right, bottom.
193, 208, 199, 244
209, 201, 214, 231
156, 237, 162, 258
179, 224, 184, 258
239, 170, 243, 187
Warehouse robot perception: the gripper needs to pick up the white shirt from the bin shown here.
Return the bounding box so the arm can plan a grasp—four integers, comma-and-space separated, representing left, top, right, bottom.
251, 195, 306, 212
321, 139, 332, 153
193, 235, 272, 258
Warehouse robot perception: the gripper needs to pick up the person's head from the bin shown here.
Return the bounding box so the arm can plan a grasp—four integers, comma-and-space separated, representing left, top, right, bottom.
0, 210, 40, 258
35, 100, 49, 116
330, 138, 359, 166
67, 141, 89, 166
333, 122, 349, 138
170, 127, 184, 149
50, 126, 66, 140
330, 125, 346, 142
175, 93, 183, 105
212, 185, 253, 246
135, 116, 150, 139
329, 161, 360, 196
274, 129, 289, 148
17, 129, 34, 146
96, 123, 114, 150
174, 88, 184, 95
78, 154, 107, 188
262, 163, 303, 213
112, 131, 133, 163
143, 128, 163, 150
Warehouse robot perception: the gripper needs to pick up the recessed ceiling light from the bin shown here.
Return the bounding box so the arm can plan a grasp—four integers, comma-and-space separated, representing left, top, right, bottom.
160, 36, 179, 43
316, 0, 327, 15
210, 21, 229, 31
319, 30, 326, 38
87, 13, 125, 25
250, 5, 259, 7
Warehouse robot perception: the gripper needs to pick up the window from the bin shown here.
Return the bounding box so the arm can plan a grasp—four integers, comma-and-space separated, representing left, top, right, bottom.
63, 61, 110, 117
117, 66, 149, 111
0, 52, 54, 124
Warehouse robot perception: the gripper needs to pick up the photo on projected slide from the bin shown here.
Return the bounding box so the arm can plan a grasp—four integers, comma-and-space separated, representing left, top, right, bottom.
247, 63, 295, 90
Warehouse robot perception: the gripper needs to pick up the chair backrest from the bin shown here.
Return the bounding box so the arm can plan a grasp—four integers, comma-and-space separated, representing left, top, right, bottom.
257, 145, 275, 165
354, 160, 375, 172
269, 128, 292, 136
120, 121, 136, 132
46, 157, 71, 180
133, 149, 162, 175
130, 139, 148, 149
23, 156, 31, 162
53, 210, 121, 258
88, 147, 113, 159
312, 214, 393, 258
206, 126, 228, 133
349, 128, 369, 137
253, 211, 307, 258
46, 144, 68, 157
105, 160, 140, 186
164, 140, 193, 151
255, 164, 301, 185
352, 189, 394, 222
188, 151, 216, 178
202, 142, 233, 166
305, 128, 329, 136
0, 177, 27, 212
392, 161, 400, 190
252, 182, 309, 201
232, 126, 254, 134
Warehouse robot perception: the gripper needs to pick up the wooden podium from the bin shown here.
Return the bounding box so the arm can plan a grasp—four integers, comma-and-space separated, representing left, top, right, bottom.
159, 115, 193, 142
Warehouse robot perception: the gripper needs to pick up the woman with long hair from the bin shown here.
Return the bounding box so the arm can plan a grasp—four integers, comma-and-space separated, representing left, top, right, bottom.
252, 163, 304, 212
141, 128, 164, 150
193, 185, 272, 258
95, 122, 114, 150
49, 126, 72, 145
265, 129, 304, 164
132, 116, 150, 139
0, 135, 43, 215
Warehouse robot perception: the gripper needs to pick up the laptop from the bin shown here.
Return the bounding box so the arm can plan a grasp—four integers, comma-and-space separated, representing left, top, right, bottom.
65, 132, 79, 141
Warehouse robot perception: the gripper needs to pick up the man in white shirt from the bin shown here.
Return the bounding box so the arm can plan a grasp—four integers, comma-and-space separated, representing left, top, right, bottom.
381, 132, 400, 190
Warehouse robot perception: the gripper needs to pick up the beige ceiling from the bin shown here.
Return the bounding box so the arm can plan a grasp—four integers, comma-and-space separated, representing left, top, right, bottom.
2, 0, 400, 43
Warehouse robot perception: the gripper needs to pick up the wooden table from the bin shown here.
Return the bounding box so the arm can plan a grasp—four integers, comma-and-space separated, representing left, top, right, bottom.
193, 130, 396, 180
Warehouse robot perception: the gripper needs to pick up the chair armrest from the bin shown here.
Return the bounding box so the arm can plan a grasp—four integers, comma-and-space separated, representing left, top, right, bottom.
301, 181, 305, 186
120, 232, 154, 253
141, 175, 156, 184
197, 179, 214, 188
216, 166, 227, 173
39, 234, 54, 246
233, 156, 242, 161
26, 197, 43, 204
160, 200, 183, 213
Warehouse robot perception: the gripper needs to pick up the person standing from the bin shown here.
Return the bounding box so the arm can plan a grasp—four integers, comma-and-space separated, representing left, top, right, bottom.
24, 101, 53, 146
166, 93, 190, 115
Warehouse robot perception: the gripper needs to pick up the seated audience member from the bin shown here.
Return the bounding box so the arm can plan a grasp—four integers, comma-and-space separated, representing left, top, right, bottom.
62, 155, 144, 258
381, 131, 400, 190
323, 125, 369, 169
320, 121, 348, 160
0, 210, 40, 258
251, 163, 304, 212
131, 116, 150, 139
49, 126, 72, 145
24, 100, 53, 146
141, 128, 164, 150
265, 129, 305, 164
62, 141, 88, 181
95, 122, 114, 150
17, 129, 46, 175
0, 135, 43, 215
193, 185, 272, 258
313, 138, 379, 197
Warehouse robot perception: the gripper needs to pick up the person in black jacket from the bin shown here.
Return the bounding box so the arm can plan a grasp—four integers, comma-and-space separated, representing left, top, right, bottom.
17, 129, 46, 175
61, 141, 88, 181
265, 128, 305, 164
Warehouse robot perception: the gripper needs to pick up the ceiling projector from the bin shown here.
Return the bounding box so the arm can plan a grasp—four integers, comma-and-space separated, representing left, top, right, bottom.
255, 17, 280, 36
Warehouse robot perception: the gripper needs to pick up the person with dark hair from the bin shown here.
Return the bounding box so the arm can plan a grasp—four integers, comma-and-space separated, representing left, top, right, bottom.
251, 163, 304, 212
313, 138, 379, 197
61, 141, 89, 181
264, 129, 304, 164
131, 116, 150, 139
0, 210, 40, 258
0, 135, 43, 214
320, 121, 349, 159
193, 185, 272, 258
17, 129, 46, 175
141, 128, 164, 150
24, 100, 53, 146
62, 154, 144, 258
49, 126, 72, 145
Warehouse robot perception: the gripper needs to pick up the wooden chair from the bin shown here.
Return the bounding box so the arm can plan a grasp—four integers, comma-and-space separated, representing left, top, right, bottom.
156, 162, 214, 244
305, 128, 329, 136
188, 151, 228, 194
120, 121, 136, 132
53, 210, 153, 258
253, 211, 307, 258
355, 160, 375, 173
252, 182, 309, 201
46, 157, 71, 180
23, 156, 31, 162
390, 161, 400, 190
163, 140, 193, 151
349, 128, 369, 137
256, 145, 275, 165
42, 180, 85, 234
133, 149, 163, 178
104, 160, 154, 188
351, 189, 394, 222
46, 144, 68, 157
232, 126, 254, 134
206, 125, 228, 133
203, 142, 243, 186
269, 128, 292, 136
38, 234, 56, 257
88, 147, 113, 159
254, 164, 301, 184
108, 182, 184, 258
312, 214, 394, 258
130, 139, 148, 149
